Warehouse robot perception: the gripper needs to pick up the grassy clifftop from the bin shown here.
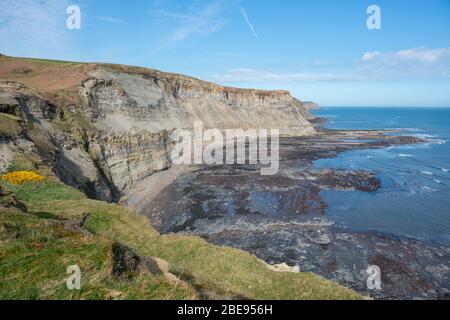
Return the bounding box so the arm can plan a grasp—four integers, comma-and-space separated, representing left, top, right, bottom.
0, 178, 361, 300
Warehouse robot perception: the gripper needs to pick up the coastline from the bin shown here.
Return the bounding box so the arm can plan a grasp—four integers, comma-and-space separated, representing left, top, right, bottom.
125, 122, 450, 299
1, 55, 448, 300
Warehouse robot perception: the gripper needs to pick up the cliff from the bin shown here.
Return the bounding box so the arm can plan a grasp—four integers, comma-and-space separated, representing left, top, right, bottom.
81, 65, 315, 134
0, 55, 315, 201
302, 101, 320, 110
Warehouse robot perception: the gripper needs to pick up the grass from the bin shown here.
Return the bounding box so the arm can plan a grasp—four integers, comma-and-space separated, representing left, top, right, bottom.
3, 180, 85, 203
4, 154, 39, 174
0, 208, 195, 300
0, 55, 79, 66
0, 179, 362, 300
0, 113, 22, 137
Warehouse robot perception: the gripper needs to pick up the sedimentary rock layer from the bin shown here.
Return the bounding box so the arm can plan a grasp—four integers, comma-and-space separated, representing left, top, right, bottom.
81, 67, 315, 135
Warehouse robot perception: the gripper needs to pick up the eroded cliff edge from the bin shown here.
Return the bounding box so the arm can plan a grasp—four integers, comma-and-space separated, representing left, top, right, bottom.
0, 56, 315, 202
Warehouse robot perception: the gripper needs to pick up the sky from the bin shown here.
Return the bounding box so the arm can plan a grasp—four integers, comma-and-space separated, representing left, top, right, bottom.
1, 0, 450, 106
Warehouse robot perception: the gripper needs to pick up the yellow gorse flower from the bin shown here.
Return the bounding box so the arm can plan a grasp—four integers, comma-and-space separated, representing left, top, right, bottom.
1, 171, 45, 185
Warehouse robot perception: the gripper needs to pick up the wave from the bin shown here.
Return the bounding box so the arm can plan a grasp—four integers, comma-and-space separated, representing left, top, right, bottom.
398, 153, 413, 157
396, 128, 425, 132
411, 134, 447, 145
413, 134, 437, 139
421, 171, 433, 175
442, 169, 449, 172
319, 115, 339, 118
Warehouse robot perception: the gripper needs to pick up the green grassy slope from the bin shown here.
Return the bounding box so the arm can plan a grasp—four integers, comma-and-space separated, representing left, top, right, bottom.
0, 179, 361, 300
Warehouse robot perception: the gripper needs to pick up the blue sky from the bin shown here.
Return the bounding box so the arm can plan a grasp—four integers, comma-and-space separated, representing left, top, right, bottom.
1, 0, 450, 106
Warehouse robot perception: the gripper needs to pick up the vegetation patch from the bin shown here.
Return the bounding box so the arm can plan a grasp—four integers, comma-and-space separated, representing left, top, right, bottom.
0, 180, 85, 203
0, 112, 22, 137
1, 171, 45, 185
0, 178, 361, 300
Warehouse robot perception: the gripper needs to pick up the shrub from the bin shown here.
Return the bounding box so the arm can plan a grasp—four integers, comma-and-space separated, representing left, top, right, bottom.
1, 171, 45, 185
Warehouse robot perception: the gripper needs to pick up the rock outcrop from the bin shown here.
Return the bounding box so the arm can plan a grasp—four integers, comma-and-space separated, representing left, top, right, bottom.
302, 101, 320, 110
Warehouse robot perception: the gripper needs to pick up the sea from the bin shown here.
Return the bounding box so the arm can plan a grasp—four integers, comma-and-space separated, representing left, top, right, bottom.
312, 107, 450, 244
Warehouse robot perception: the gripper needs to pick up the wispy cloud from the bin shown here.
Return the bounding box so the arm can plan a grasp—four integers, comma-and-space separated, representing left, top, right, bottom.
211, 68, 345, 83
0, 0, 71, 58
207, 51, 247, 58
95, 16, 125, 24
363, 48, 450, 63
151, 0, 227, 45
212, 47, 450, 84
238, 5, 258, 39
312, 59, 333, 66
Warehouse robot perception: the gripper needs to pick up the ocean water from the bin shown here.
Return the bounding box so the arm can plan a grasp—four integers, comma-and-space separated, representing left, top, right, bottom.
312, 107, 450, 244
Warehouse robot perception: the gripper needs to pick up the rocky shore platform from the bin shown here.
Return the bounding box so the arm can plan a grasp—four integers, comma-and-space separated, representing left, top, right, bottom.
128, 127, 450, 300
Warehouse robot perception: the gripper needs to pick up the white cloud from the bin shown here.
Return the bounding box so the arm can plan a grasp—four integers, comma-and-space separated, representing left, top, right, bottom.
211, 68, 345, 83
0, 0, 72, 58
395, 48, 449, 63
211, 47, 450, 84
152, 0, 227, 45
358, 47, 450, 79
362, 51, 381, 61
238, 5, 258, 39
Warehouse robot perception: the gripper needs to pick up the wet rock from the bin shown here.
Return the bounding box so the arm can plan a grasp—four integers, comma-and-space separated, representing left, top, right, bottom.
306, 232, 331, 246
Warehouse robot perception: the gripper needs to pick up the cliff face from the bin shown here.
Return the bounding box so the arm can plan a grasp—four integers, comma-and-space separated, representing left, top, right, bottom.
303, 101, 320, 110
74, 65, 315, 198
81, 67, 315, 134
0, 56, 315, 201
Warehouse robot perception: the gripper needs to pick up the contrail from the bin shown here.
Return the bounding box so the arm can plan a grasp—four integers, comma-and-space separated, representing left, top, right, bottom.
238, 6, 258, 39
